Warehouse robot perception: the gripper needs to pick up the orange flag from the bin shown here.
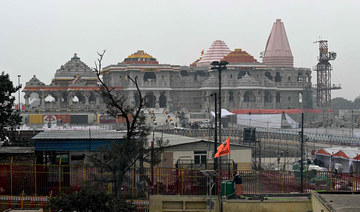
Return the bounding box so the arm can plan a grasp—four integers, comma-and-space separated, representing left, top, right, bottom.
201, 49, 205, 56
214, 137, 230, 158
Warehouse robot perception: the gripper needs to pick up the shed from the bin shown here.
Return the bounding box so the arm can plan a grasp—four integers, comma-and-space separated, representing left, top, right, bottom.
32, 130, 125, 165
152, 133, 253, 170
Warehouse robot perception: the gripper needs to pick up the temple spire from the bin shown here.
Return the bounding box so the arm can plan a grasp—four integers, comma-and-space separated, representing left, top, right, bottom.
196, 40, 230, 67
262, 19, 293, 67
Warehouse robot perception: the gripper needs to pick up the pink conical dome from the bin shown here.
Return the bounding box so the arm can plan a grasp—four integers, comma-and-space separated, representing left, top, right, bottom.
262, 19, 293, 67
196, 40, 231, 67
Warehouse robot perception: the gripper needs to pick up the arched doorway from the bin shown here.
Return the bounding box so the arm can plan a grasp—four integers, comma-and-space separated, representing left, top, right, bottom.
159, 93, 167, 108
144, 93, 156, 108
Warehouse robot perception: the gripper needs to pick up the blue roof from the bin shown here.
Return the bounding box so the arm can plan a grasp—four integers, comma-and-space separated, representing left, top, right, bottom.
33, 130, 125, 151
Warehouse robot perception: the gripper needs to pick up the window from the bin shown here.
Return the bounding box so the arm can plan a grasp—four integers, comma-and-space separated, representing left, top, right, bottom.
265, 72, 273, 80
275, 72, 281, 82
194, 151, 207, 165
238, 71, 248, 79
144, 72, 156, 82
297, 73, 304, 82
244, 91, 256, 102
264, 91, 272, 102
276, 92, 280, 103
229, 91, 234, 102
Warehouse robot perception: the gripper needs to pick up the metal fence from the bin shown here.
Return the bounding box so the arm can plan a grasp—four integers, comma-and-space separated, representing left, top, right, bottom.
1, 162, 360, 211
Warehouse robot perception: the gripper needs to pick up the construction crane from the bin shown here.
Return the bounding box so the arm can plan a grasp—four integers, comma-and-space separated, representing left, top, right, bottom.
313, 40, 341, 124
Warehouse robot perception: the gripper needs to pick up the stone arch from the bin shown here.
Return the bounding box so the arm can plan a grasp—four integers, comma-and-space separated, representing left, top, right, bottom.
297, 72, 304, 82
144, 72, 156, 82
229, 91, 234, 102
238, 71, 247, 79
144, 93, 156, 108
159, 92, 167, 108
264, 91, 272, 102
244, 91, 256, 102
45, 94, 56, 102
72, 91, 85, 104
265, 72, 273, 80
89, 92, 96, 103
72, 96, 79, 103
29, 92, 40, 108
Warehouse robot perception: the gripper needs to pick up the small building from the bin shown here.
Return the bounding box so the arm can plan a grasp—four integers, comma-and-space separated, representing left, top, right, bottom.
31, 130, 252, 170
153, 133, 253, 170
32, 130, 125, 165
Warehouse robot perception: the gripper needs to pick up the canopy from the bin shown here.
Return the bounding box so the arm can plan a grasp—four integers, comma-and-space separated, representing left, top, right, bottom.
210, 109, 235, 118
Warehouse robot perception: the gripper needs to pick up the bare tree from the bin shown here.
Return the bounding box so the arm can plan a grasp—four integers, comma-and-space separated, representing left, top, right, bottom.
91, 50, 167, 199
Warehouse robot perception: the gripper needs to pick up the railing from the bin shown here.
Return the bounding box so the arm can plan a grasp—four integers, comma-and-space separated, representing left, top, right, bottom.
1, 161, 360, 211
161, 127, 360, 146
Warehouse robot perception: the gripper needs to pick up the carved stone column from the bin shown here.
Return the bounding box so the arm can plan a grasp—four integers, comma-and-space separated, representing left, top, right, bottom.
40, 92, 46, 109
154, 92, 160, 109
84, 92, 90, 105
56, 93, 62, 108
24, 94, 30, 109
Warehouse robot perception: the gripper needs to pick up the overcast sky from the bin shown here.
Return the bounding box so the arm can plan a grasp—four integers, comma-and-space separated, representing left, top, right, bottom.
1, 0, 359, 101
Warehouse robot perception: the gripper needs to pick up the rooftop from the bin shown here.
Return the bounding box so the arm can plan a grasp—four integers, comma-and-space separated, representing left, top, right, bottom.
123, 50, 159, 65
32, 130, 126, 140
222, 49, 257, 63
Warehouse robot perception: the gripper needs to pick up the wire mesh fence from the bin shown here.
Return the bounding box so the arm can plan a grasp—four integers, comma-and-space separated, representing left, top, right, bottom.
1, 162, 360, 211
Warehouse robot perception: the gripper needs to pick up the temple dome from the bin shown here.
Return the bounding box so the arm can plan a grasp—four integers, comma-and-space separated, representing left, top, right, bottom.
222, 49, 257, 63
25, 75, 45, 87
58, 53, 92, 72
195, 40, 231, 67
262, 19, 294, 67
123, 50, 159, 64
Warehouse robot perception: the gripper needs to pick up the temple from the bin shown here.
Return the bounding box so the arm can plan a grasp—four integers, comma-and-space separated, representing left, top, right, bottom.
22, 19, 313, 125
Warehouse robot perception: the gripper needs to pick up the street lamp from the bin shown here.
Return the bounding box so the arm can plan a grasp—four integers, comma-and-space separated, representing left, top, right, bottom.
210, 93, 218, 171
17, 75, 21, 112
211, 61, 228, 171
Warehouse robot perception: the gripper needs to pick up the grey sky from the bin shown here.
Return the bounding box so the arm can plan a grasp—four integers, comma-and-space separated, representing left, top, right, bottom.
1, 0, 359, 101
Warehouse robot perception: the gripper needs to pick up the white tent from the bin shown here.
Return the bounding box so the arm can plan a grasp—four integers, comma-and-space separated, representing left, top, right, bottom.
210, 109, 235, 118
236, 114, 282, 128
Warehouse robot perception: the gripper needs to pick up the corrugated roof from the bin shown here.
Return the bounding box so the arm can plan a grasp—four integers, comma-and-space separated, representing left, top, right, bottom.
32, 130, 126, 140
151, 132, 251, 148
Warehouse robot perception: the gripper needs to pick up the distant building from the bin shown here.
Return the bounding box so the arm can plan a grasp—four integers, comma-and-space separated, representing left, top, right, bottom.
22, 19, 312, 125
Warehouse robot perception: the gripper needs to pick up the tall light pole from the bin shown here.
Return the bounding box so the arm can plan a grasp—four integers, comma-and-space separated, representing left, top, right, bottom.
211, 61, 228, 171
17, 75, 21, 112
210, 93, 218, 171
